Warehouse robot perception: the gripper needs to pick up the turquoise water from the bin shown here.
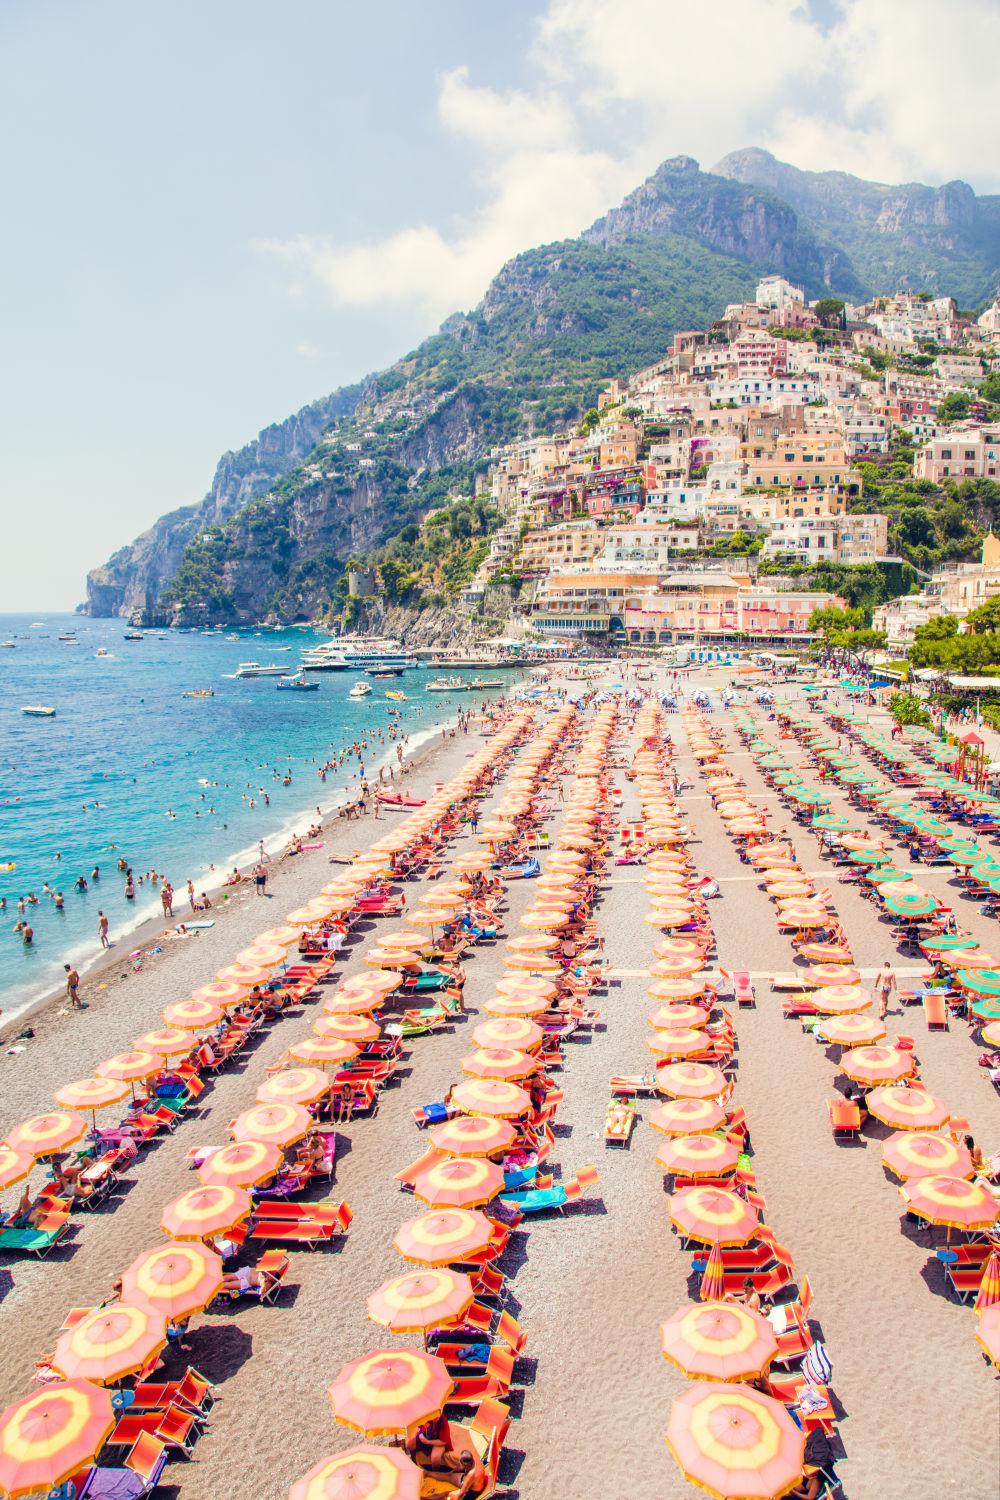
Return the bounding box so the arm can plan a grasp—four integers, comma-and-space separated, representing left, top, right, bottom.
0, 614, 514, 1017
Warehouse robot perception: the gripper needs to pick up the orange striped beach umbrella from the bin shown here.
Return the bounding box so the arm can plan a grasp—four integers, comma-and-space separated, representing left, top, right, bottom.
977, 1303, 1000, 1368
841, 1046, 913, 1085
698, 1241, 726, 1302
901, 1174, 999, 1231
230, 1102, 313, 1147
652, 938, 705, 961
160, 1184, 253, 1241
802, 965, 861, 987
162, 999, 223, 1030
6, 1112, 87, 1158
254, 926, 302, 948
809, 985, 873, 1015
198, 1140, 283, 1188
483, 993, 550, 1018
120, 1240, 223, 1319
882, 1131, 973, 1181
661, 1301, 778, 1383
54, 1077, 129, 1118
649, 956, 704, 979
256, 1066, 331, 1106
666, 1383, 805, 1499
95, 1051, 161, 1083
322, 990, 385, 1017
393, 1208, 496, 1268
235, 944, 286, 968
506, 934, 559, 955
52, 1304, 166, 1385
472, 1016, 544, 1051
818, 1014, 885, 1047
328, 1348, 453, 1438
0, 1381, 116, 1499
0, 1143, 32, 1191
216, 962, 274, 986
647, 978, 709, 1003
288, 1447, 422, 1500
451, 1079, 530, 1119
501, 952, 562, 974
190, 979, 248, 1008
975, 1251, 1000, 1313
460, 1047, 538, 1081
647, 1004, 708, 1030
656, 1063, 727, 1100
367, 1270, 474, 1337
427, 1115, 516, 1158
377, 931, 433, 956
366, 947, 422, 969
657, 1135, 739, 1179
314, 1014, 381, 1045
669, 1185, 759, 1246
866, 1086, 950, 1131
647, 1029, 710, 1060
134, 1028, 193, 1057
649, 1099, 726, 1136
285, 1037, 360, 1070
412, 1156, 504, 1209
495, 974, 558, 1001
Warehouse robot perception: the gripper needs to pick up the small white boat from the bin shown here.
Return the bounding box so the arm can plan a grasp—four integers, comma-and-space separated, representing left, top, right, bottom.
469, 677, 504, 689
426, 676, 469, 692
22, 705, 56, 717
95, 647, 110, 657
1, 640, 15, 649
236, 662, 287, 678
349, 681, 372, 698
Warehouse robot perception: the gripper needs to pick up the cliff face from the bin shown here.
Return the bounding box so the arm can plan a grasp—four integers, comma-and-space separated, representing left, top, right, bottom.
85, 386, 362, 619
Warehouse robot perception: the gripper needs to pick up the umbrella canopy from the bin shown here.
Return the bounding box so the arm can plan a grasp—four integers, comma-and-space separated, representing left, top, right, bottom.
506, 934, 559, 955
230, 1102, 313, 1146
427, 1115, 516, 1158
134, 1028, 194, 1057
662, 1302, 778, 1383
977, 1304, 1000, 1368
162, 999, 224, 1030
840, 1046, 914, 1085
647, 978, 710, 1003
197, 1140, 284, 1189
51, 1304, 166, 1385
657, 1063, 728, 1100
883, 892, 940, 919
496, 974, 559, 1001
900, 1175, 999, 1231
314, 1014, 381, 1045
5, 1112, 87, 1158
367, 1270, 474, 1335
866, 1086, 950, 1131
818, 1014, 885, 1046
0, 1382, 116, 1499
393, 1208, 495, 1268
649, 1099, 726, 1136
881, 1131, 973, 1182
256, 1067, 332, 1107
802, 965, 861, 987
699, 1241, 727, 1302
160, 1184, 253, 1240
975, 1251, 1000, 1313
54, 1077, 129, 1114
666, 1383, 805, 1500
120, 1240, 223, 1319
288, 1447, 422, 1500
657, 1135, 739, 1179
647, 1028, 711, 1060
460, 1047, 538, 1081
669, 1185, 759, 1245
0, 1144, 33, 1191
450, 1080, 530, 1118
328, 1348, 452, 1437
95, 1050, 161, 1084
412, 1156, 504, 1209
955, 968, 1000, 997
471, 1017, 544, 1051
648, 1004, 708, 1030
191, 979, 248, 1007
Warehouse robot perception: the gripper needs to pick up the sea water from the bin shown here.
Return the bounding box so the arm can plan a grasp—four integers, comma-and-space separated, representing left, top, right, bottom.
0, 614, 516, 1020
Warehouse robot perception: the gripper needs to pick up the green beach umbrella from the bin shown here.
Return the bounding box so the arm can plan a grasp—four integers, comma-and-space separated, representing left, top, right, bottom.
956, 969, 1000, 997
813, 815, 856, 832
883, 892, 940, 918
849, 849, 884, 865
971, 863, 1000, 881
866, 866, 911, 883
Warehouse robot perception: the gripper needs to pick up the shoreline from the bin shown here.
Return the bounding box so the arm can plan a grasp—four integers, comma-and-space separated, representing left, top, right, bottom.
0, 716, 466, 1041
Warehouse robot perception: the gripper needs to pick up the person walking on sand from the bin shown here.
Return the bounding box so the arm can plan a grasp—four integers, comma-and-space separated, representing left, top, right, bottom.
876, 961, 896, 1019
64, 963, 83, 1009
253, 860, 268, 896
97, 911, 110, 948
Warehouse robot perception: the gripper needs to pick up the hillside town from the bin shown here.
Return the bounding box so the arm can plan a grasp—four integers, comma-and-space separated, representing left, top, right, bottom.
454, 276, 1000, 653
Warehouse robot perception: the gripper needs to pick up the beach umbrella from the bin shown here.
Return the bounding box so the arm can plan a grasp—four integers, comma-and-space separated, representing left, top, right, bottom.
841, 1046, 913, 1085
645, 908, 699, 930
54, 1077, 129, 1124
802, 965, 861, 987
647, 1004, 708, 1031
5, 1112, 87, 1158
217, 962, 273, 986
882, 1132, 973, 1182
160, 1184, 253, 1241
649, 955, 704, 978
427, 1115, 516, 1158
0, 1144, 32, 1191
662, 1302, 778, 1383
285, 1038, 360, 1070
981, 1021, 1000, 1049
134, 1028, 194, 1057
977, 1304, 1000, 1369
322, 990, 384, 1017
647, 1028, 710, 1060
506, 934, 560, 955
648, 977, 710, 1002
393, 1208, 495, 1268
0, 1381, 116, 1499
698, 1241, 727, 1302
367, 1270, 474, 1338
936, 948, 998, 971
163, 999, 223, 1030
813, 815, 856, 832
95, 1050, 161, 1083
288, 1447, 422, 1500
460, 1047, 538, 1081
657, 1063, 727, 1100
819, 1014, 885, 1047
883, 892, 940, 919
865, 867, 911, 885
231, 1102, 313, 1147
666, 1383, 805, 1500
190, 979, 248, 1008
51, 1304, 166, 1386
314, 1014, 381, 1045
955, 969, 1000, 997
450, 1081, 530, 1120
866, 1086, 950, 1131
766, 882, 815, 900
652, 938, 704, 961
328, 1348, 452, 1438
197, 1140, 283, 1188
366, 947, 422, 969
669, 1185, 759, 1246
254, 925, 302, 948
809, 985, 873, 1015
900, 1175, 999, 1232
975, 1251, 1000, 1313
120, 1240, 223, 1319
657, 1135, 739, 1179
235, 943, 286, 968
649, 1099, 726, 1136
412, 1156, 504, 1209
471, 1017, 544, 1051
501, 952, 562, 975
377, 931, 434, 956
482, 992, 550, 1018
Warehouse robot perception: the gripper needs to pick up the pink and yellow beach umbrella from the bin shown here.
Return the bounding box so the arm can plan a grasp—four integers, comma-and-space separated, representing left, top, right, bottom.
95, 1050, 160, 1083
288, 1447, 422, 1500
160, 1184, 253, 1241
460, 1047, 538, 1081
647, 1004, 708, 1031
649, 1099, 726, 1136
162, 999, 223, 1030
657, 1135, 739, 1180
666, 1383, 805, 1499
190, 979, 248, 1008
661, 1301, 778, 1383
412, 1156, 504, 1210
230, 1102, 313, 1147
471, 1017, 544, 1051
881, 1131, 973, 1182
5, 1112, 87, 1158
451, 1079, 530, 1119
656, 1063, 727, 1100
328, 1348, 453, 1438
197, 1140, 284, 1189
366, 1270, 475, 1337
54, 1077, 129, 1119
285, 1037, 360, 1070
134, 1028, 194, 1057
256, 1067, 332, 1106
0, 1144, 33, 1191
52, 1304, 167, 1386
900, 1174, 999, 1232
427, 1115, 516, 1158
669, 1185, 759, 1246
393, 1208, 496, 1268
0, 1381, 116, 1499
216, 962, 273, 986
819, 1014, 885, 1047
647, 1028, 710, 1060
866, 1086, 950, 1131
314, 1013, 381, 1045
120, 1240, 223, 1319
841, 1046, 914, 1086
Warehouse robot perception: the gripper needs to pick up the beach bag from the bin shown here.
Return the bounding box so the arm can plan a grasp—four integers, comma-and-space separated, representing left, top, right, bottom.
803, 1341, 832, 1385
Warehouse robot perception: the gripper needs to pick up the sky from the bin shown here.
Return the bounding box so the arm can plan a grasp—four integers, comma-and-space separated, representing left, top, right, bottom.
3, 0, 1000, 610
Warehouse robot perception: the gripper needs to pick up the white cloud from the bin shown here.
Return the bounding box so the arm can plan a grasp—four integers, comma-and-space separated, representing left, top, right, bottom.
264, 0, 1000, 322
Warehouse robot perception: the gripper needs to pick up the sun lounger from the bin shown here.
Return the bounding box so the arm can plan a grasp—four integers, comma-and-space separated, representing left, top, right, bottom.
827, 1099, 863, 1138
0, 1215, 70, 1257
733, 971, 755, 1007
129, 1367, 215, 1416
108, 1403, 201, 1458
604, 1098, 636, 1145
77, 1433, 169, 1499
923, 992, 948, 1029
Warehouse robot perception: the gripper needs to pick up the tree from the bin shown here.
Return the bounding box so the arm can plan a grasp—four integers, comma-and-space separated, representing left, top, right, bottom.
809, 605, 867, 635
889, 692, 932, 728
937, 392, 971, 424
814, 298, 846, 329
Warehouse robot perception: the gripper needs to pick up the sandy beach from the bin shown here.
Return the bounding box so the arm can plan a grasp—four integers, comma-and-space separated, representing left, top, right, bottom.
1, 672, 998, 1500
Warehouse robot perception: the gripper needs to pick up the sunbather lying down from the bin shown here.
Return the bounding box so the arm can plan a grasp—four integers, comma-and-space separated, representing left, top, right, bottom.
221, 1265, 279, 1298
404, 1420, 487, 1499
605, 1101, 632, 1135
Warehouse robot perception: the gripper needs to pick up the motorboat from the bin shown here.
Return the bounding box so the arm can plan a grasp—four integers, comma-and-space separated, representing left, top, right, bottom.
277, 673, 320, 691
385, 690, 406, 700
183, 688, 215, 698
426, 676, 469, 692
123, 632, 144, 641
299, 643, 349, 672
469, 678, 505, 689
22, 705, 56, 717
236, 662, 287, 677
349, 681, 372, 698
1, 640, 15, 649
95, 647, 110, 657
365, 666, 405, 678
